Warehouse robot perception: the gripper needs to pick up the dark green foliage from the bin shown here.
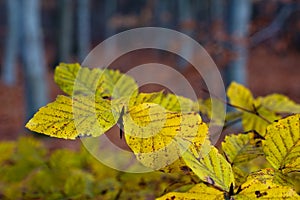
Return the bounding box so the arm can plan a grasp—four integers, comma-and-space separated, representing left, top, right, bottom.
0, 137, 191, 200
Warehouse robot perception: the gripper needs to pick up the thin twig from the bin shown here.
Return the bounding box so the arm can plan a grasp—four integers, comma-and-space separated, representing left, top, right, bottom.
201, 88, 272, 124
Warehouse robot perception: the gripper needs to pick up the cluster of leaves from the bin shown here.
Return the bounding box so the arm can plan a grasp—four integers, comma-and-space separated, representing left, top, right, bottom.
25, 63, 300, 199
159, 114, 300, 199
0, 137, 194, 200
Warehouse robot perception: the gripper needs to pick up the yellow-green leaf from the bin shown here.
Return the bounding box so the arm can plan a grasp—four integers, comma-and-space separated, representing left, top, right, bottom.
54, 63, 138, 98
101, 68, 138, 98
272, 170, 296, 188
156, 183, 224, 200
161, 93, 194, 112
54, 63, 81, 95
262, 114, 300, 173
124, 103, 208, 170
257, 94, 300, 114
129, 92, 194, 112
128, 92, 163, 107
226, 82, 282, 135
227, 82, 254, 111
232, 165, 248, 187
54, 63, 104, 97
222, 133, 265, 187
234, 169, 300, 199
26, 95, 117, 139
222, 133, 264, 165
242, 107, 280, 136
194, 98, 226, 125
182, 142, 234, 192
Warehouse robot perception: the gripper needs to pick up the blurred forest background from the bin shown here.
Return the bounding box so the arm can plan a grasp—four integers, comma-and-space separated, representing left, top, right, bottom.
0, 0, 300, 141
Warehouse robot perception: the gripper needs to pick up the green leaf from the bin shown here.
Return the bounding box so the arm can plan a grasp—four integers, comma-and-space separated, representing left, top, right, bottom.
227, 82, 254, 111
16, 137, 46, 165
156, 183, 224, 200
0, 137, 46, 183
49, 149, 83, 171
2, 182, 23, 199
182, 141, 234, 192
234, 169, 300, 199
119, 172, 184, 200
257, 94, 300, 114
93, 178, 121, 200
262, 114, 300, 173
0, 141, 15, 164
25, 168, 61, 199
80, 147, 119, 180
26, 95, 117, 139
64, 170, 94, 199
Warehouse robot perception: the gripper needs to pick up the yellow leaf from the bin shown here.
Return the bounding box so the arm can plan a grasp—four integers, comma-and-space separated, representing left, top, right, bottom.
182, 142, 234, 192
222, 133, 264, 165
227, 82, 282, 135
54, 63, 138, 98
257, 94, 300, 114
262, 114, 300, 173
129, 92, 194, 112
162, 93, 194, 112
156, 183, 224, 200
25, 95, 117, 139
222, 133, 265, 187
124, 103, 208, 170
227, 82, 254, 111
194, 98, 226, 125
129, 92, 163, 107
234, 169, 300, 199
232, 165, 248, 187
101, 68, 138, 98
272, 170, 296, 188
54, 63, 104, 97
241, 107, 280, 136
227, 82, 300, 137
54, 63, 81, 95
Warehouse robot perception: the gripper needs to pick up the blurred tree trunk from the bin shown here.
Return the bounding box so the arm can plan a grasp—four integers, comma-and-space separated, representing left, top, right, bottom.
224, 0, 251, 86
250, 3, 296, 47
177, 0, 194, 70
77, 0, 91, 62
153, 0, 175, 28
22, 0, 48, 119
104, 0, 117, 37
58, 0, 73, 62
152, 0, 176, 57
103, 0, 118, 58
211, 0, 224, 22
194, 0, 209, 24
2, 0, 20, 85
